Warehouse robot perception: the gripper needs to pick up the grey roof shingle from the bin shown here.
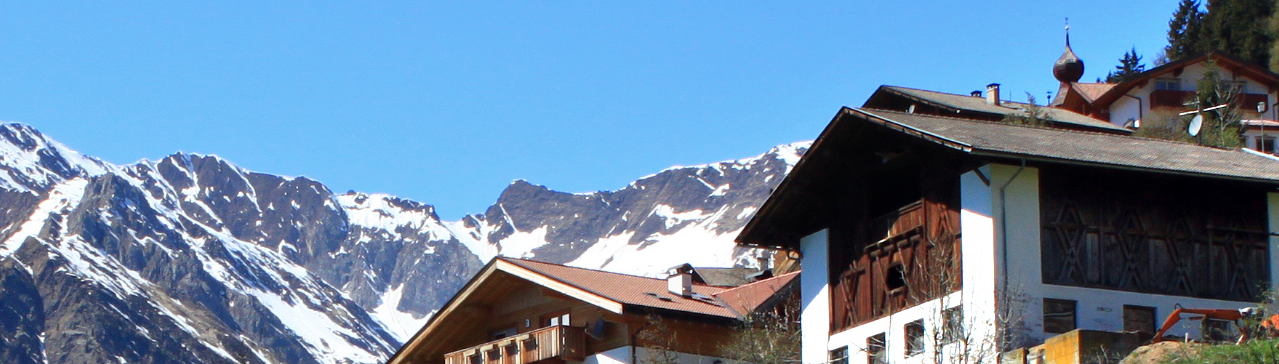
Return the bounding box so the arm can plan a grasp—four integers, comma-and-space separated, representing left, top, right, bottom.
855, 108, 1279, 182
881, 86, 1131, 133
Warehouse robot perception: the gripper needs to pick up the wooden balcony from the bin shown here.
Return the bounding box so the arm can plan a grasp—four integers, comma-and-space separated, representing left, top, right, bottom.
867, 200, 924, 249
443, 326, 585, 364
1150, 89, 1269, 110
1150, 89, 1194, 108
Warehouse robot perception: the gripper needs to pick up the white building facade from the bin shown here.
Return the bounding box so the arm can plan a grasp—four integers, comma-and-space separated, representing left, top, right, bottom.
740, 107, 1279, 364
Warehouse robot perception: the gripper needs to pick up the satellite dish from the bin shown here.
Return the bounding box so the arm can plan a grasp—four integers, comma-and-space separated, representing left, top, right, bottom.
1189, 114, 1204, 137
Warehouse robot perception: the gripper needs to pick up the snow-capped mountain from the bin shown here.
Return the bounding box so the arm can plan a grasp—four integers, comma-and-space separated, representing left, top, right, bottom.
0, 123, 807, 364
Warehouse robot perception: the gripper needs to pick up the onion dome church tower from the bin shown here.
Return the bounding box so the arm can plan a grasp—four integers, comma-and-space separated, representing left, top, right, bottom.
1053, 25, 1084, 83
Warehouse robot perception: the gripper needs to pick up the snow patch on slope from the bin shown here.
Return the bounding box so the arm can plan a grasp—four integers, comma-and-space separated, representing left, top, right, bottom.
1, 178, 89, 256
371, 284, 432, 342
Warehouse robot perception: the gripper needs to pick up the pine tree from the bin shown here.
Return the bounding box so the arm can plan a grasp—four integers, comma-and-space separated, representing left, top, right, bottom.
1106, 47, 1147, 83
1165, 0, 1206, 61
1268, 3, 1279, 72
1201, 0, 1275, 67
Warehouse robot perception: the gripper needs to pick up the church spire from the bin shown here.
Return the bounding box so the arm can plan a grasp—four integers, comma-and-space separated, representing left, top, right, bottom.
1053, 19, 1085, 83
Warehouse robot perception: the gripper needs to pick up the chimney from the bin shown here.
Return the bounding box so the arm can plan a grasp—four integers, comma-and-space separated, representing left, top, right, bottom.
667, 265, 694, 297
970, 91, 982, 97
986, 83, 1001, 106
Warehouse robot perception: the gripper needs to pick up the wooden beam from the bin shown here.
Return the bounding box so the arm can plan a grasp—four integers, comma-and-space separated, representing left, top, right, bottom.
496, 260, 625, 314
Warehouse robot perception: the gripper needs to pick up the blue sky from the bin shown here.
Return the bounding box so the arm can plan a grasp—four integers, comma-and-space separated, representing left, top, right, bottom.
0, 1, 1172, 219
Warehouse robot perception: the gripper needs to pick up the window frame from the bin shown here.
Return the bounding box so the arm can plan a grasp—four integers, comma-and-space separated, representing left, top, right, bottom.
1043, 298, 1078, 334
942, 306, 964, 344
904, 319, 925, 357
829, 346, 849, 364
867, 332, 887, 364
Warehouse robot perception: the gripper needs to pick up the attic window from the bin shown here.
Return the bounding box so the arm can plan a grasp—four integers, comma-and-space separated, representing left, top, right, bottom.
886, 264, 907, 292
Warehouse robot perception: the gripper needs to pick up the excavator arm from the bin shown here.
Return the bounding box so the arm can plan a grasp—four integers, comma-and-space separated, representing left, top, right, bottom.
1151, 306, 1248, 344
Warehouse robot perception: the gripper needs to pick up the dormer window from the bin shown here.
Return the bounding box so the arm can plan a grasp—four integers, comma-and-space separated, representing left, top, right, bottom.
1155, 78, 1182, 91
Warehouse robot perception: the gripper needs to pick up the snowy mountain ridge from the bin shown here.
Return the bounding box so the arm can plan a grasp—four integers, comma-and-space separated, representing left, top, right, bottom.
0, 122, 807, 364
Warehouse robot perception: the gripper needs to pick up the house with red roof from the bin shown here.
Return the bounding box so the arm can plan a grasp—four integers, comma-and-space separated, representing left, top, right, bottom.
385, 257, 798, 364
1048, 37, 1279, 154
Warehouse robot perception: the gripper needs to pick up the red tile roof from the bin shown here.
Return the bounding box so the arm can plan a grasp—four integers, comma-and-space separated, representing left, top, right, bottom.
503, 258, 740, 318
1071, 82, 1115, 102
713, 271, 799, 316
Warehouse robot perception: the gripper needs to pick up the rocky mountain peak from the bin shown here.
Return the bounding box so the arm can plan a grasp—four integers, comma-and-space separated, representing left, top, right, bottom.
0, 123, 809, 363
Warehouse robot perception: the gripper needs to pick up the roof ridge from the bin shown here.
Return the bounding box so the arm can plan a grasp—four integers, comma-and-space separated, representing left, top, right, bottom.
711, 270, 800, 298
499, 257, 721, 287
883, 85, 1108, 118
856, 107, 1233, 150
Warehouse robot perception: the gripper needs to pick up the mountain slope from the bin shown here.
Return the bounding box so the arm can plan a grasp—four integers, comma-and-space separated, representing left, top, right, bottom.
0, 122, 807, 363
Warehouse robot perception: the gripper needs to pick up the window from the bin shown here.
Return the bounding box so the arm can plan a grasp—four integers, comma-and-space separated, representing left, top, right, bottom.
1043, 298, 1077, 334
1155, 78, 1182, 91
541, 311, 571, 327
1259, 136, 1276, 154
829, 346, 849, 364
886, 264, 907, 292
867, 333, 887, 364
905, 319, 925, 356
490, 327, 516, 339
1123, 305, 1156, 341
942, 306, 964, 344
1204, 318, 1232, 342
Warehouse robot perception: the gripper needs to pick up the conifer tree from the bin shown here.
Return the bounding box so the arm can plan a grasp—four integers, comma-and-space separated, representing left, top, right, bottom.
1165, 0, 1206, 61
1200, 0, 1275, 67
1106, 47, 1147, 83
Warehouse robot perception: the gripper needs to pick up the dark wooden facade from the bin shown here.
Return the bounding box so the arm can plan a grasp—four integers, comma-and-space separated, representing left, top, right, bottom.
827, 150, 964, 333
1040, 165, 1272, 302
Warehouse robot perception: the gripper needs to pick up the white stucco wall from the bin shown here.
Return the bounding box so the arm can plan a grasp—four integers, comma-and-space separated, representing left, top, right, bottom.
1242, 129, 1279, 153
1107, 62, 1279, 128
816, 163, 1278, 364
991, 163, 1267, 345
800, 229, 830, 364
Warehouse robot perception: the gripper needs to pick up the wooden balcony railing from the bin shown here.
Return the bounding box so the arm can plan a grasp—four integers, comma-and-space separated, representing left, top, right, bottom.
443, 325, 585, 364
867, 200, 924, 246
1150, 89, 1269, 110
1150, 89, 1194, 108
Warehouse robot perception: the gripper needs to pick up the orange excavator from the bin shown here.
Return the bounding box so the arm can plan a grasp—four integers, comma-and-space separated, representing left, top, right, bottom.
1152, 304, 1279, 343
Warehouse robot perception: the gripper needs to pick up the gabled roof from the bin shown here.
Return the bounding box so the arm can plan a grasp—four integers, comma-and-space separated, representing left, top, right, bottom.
712, 271, 799, 317
387, 258, 796, 364
503, 258, 738, 318
851, 108, 1279, 182
866, 85, 1131, 134
737, 106, 1279, 248
1090, 53, 1279, 109
1071, 82, 1116, 102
